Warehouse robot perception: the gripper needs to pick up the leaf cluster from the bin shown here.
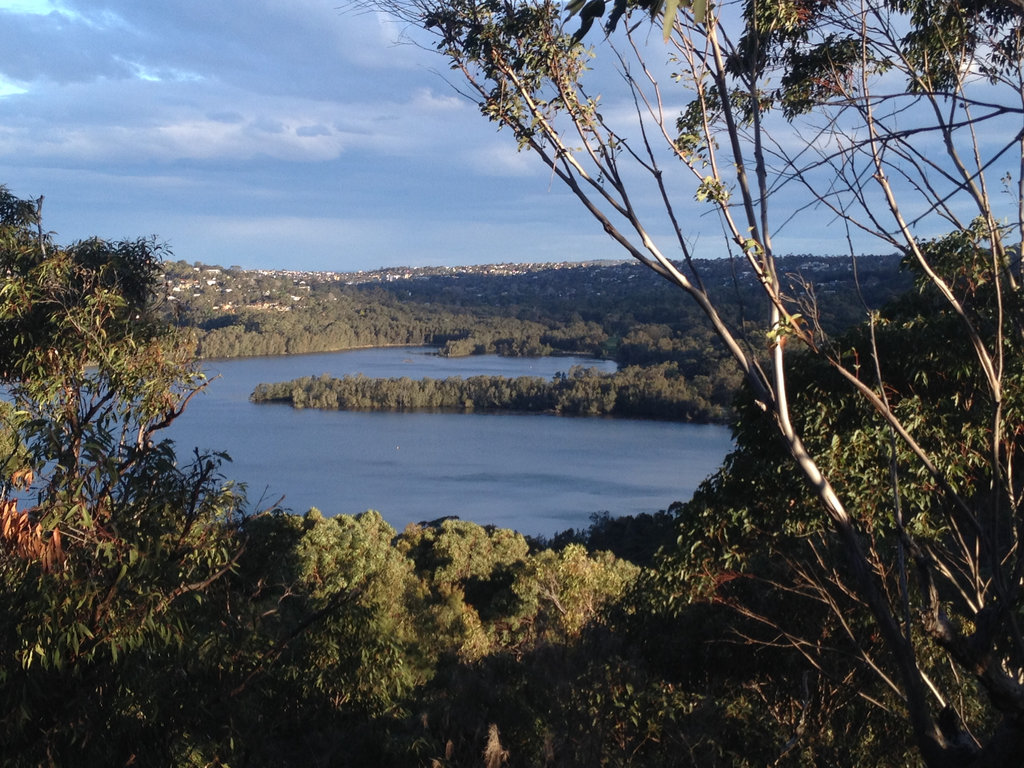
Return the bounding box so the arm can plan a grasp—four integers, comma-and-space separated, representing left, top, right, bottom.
0, 188, 246, 765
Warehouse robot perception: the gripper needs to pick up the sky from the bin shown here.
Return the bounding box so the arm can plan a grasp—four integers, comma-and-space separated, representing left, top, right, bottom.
2, 2, 1012, 273
0, 0, 625, 271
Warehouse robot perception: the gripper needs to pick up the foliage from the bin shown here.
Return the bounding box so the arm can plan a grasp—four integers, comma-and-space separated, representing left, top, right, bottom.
356, 0, 1024, 762
0, 187, 246, 765
637, 236, 1024, 767
4, 183, 956, 767
538, 508, 682, 567
251, 360, 729, 421
5, 184, 925, 766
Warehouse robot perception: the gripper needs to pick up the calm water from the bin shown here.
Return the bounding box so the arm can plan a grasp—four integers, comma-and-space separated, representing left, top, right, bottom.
168, 347, 733, 537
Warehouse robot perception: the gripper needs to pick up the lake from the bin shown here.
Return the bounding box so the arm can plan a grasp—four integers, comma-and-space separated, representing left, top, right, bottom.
168, 347, 734, 537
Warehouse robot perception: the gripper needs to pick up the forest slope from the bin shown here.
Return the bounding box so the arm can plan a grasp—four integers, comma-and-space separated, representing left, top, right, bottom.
172, 255, 909, 421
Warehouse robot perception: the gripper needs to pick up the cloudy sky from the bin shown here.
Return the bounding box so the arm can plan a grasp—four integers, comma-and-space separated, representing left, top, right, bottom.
4, 1, 1004, 273
0, 0, 628, 271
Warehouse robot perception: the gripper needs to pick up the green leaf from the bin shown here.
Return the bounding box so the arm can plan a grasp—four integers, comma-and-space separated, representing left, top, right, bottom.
661, 0, 680, 40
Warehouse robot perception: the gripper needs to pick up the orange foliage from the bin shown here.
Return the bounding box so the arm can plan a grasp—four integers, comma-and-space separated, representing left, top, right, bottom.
0, 499, 65, 573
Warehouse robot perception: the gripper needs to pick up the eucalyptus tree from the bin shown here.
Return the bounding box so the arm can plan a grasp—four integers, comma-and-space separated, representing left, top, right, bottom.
0, 187, 246, 764
359, 0, 1024, 763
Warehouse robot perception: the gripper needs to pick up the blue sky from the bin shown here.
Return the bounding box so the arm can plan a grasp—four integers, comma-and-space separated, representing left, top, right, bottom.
0, 0, 624, 271
4, 2, 1006, 273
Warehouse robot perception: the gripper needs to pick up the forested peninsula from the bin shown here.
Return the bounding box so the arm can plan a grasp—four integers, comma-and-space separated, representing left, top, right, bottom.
167, 256, 910, 421
251, 364, 726, 421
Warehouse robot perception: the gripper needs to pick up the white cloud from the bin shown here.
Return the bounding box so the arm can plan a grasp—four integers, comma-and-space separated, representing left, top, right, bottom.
0, 75, 28, 96
0, 0, 654, 269
0, 0, 55, 13
464, 142, 541, 178
408, 87, 465, 113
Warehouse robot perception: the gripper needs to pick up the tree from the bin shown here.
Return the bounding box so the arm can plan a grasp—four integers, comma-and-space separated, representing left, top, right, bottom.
358, 0, 1024, 764
0, 187, 246, 764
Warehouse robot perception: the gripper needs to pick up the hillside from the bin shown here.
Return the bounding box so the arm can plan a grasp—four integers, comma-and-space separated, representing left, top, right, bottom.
165, 254, 910, 419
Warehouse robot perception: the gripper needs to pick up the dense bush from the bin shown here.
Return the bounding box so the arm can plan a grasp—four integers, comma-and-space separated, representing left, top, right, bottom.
252, 361, 730, 422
